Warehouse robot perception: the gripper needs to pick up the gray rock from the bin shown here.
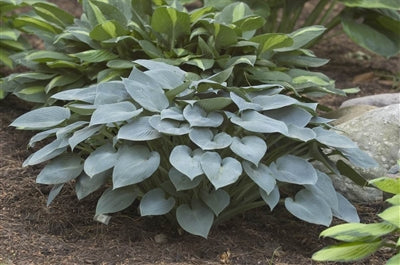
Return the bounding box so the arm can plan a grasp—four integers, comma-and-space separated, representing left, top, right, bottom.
324, 105, 377, 126
331, 104, 400, 202
340, 93, 400, 108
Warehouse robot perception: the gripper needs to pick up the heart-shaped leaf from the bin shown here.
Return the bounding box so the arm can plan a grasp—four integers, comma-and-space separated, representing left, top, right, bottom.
113, 145, 160, 189
140, 188, 175, 216
230, 136, 267, 165
183, 104, 224, 127
305, 171, 339, 211
118, 116, 161, 141
260, 186, 280, 211
230, 110, 288, 135
170, 145, 204, 180
285, 189, 332, 226
243, 161, 276, 194
36, 153, 83, 185
96, 186, 138, 215
176, 200, 214, 238
189, 128, 232, 150
11, 106, 70, 129
274, 155, 317, 185
169, 167, 202, 191
200, 152, 242, 190
84, 143, 118, 177
149, 115, 190, 135
200, 189, 230, 216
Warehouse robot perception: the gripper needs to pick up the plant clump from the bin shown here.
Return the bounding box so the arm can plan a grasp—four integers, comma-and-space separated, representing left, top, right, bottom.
7, 0, 379, 238
12, 58, 377, 237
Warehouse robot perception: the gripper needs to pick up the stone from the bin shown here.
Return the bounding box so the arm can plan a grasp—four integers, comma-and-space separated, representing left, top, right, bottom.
154, 233, 168, 244
324, 105, 377, 126
331, 104, 400, 202
340, 93, 400, 108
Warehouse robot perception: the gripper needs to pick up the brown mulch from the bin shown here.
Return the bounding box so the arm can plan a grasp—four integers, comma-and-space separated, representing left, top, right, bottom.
1, 1, 399, 264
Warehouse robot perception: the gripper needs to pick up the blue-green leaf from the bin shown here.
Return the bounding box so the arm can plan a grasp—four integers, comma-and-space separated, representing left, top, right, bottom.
243, 161, 276, 194
118, 116, 161, 141
200, 189, 230, 216
36, 153, 83, 185
274, 155, 317, 185
183, 104, 224, 128
11, 106, 70, 129
23, 138, 68, 166
285, 189, 332, 226
90, 102, 142, 126
96, 186, 138, 215
69, 125, 102, 150
313, 127, 358, 148
123, 76, 169, 113
112, 145, 160, 188
140, 188, 175, 216
76, 171, 110, 200
260, 186, 280, 211
333, 192, 360, 223
200, 152, 242, 189
170, 145, 204, 180
84, 143, 118, 177
169, 167, 202, 191
189, 128, 232, 150
230, 136, 267, 166
46, 183, 64, 206
230, 110, 288, 135
176, 200, 214, 238
149, 115, 191, 135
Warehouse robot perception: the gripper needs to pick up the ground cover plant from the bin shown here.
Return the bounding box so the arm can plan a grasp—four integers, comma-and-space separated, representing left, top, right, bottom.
2, 0, 358, 104
204, 0, 400, 58
313, 174, 400, 264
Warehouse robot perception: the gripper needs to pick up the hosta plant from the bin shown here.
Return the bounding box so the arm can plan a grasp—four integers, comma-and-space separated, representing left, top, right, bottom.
313, 174, 400, 264
11, 59, 377, 237
2, 0, 353, 104
205, 0, 400, 57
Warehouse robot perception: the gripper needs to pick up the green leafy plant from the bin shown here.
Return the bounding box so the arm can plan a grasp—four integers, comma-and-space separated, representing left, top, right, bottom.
11, 58, 377, 238
2, 0, 353, 104
0, 0, 39, 70
313, 173, 400, 264
204, 0, 400, 57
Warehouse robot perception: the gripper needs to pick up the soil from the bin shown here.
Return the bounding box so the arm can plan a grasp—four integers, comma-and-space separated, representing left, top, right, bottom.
0, 1, 399, 265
